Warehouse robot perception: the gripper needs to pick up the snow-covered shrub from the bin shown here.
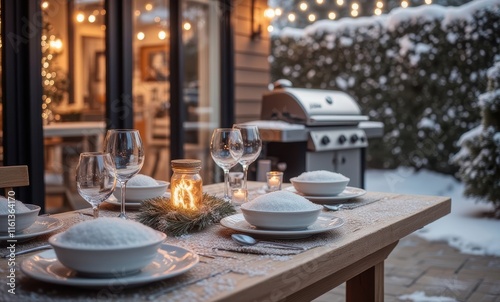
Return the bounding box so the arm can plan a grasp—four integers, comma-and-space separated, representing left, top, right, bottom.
270, 0, 500, 175
452, 60, 500, 217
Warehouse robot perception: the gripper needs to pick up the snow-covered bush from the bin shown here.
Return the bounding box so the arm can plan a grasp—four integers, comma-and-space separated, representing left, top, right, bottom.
270, 0, 500, 175
452, 59, 500, 217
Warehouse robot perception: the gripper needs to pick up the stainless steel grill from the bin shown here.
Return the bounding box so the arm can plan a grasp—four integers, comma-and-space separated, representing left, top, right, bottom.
251, 80, 383, 188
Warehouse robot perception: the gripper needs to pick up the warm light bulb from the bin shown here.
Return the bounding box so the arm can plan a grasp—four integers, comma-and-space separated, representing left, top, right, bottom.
76, 12, 85, 23
274, 8, 282, 16
154, 16, 161, 23
328, 12, 336, 20
264, 8, 275, 18
336, 0, 344, 6
137, 32, 145, 40
316, 0, 324, 4
88, 15, 96, 23
183, 22, 191, 30
267, 25, 274, 32
308, 14, 316, 22
376, 1, 384, 8
41, 1, 49, 9
351, 10, 359, 17
288, 13, 296, 22
299, 2, 308, 11
134, 10, 141, 16
145, 3, 153, 11
401, 0, 408, 8
374, 8, 382, 15
49, 39, 63, 50
425, 0, 432, 4
352, 3, 359, 10
158, 30, 167, 40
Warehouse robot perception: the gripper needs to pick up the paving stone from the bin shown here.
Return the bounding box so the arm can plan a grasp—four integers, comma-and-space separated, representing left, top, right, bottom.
467, 292, 498, 302
476, 281, 500, 295
399, 283, 463, 301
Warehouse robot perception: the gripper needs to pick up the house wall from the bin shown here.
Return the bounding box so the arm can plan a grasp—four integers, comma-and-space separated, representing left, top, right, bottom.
233, 0, 271, 123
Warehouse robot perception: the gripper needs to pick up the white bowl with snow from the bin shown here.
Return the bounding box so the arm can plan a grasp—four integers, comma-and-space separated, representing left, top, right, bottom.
290, 170, 350, 196
49, 217, 166, 277
113, 174, 168, 202
240, 191, 322, 230
0, 198, 41, 234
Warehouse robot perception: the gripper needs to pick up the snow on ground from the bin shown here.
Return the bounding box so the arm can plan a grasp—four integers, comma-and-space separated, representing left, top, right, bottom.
366, 168, 500, 257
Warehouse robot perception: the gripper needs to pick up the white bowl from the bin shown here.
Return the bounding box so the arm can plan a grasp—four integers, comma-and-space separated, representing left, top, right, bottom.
0, 204, 40, 234
49, 230, 166, 277
240, 203, 322, 230
290, 177, 350, 196
113, 180, 168, 202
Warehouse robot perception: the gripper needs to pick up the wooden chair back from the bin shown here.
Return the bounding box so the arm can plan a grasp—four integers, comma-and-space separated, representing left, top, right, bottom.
0, 165, 29, 196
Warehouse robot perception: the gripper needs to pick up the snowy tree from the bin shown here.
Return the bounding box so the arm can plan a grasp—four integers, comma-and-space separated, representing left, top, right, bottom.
452, 59, 500, 217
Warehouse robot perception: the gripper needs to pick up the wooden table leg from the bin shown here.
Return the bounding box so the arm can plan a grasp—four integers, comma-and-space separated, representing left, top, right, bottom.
346, 260, 385, 302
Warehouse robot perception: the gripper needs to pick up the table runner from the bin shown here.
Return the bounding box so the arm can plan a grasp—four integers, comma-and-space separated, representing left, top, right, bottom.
1, 189, 398, 301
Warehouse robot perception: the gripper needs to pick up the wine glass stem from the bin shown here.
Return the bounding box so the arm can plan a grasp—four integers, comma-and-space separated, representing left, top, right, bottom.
223, 169, 230, 202
93, 206, 99, 219
242, 165, 249, 191
119, 180, 128, 219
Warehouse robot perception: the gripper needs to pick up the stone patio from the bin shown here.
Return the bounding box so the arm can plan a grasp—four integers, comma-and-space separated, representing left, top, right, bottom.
314, 235, 500, 302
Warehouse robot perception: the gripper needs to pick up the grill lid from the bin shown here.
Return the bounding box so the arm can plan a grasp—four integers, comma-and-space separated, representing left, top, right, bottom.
261, 81, 368, 126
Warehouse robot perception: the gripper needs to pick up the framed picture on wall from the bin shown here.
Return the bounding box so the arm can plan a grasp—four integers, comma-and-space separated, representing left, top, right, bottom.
140, 45, 169, 81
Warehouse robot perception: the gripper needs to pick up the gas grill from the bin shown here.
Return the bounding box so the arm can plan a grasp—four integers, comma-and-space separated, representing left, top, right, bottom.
251, 80, 383, 189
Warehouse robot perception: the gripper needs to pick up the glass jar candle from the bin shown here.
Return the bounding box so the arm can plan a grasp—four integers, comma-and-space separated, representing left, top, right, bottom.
170, 159, 203, 211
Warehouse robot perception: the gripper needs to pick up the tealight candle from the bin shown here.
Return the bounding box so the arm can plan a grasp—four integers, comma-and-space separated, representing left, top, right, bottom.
266, 171, 283, 191
232, 189, 247, 204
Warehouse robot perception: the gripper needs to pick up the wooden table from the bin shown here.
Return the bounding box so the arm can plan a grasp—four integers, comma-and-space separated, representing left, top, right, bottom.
1, 182, 451, 301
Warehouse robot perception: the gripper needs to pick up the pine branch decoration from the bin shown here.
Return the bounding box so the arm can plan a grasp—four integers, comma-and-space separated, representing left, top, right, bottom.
137, 194, 236, 236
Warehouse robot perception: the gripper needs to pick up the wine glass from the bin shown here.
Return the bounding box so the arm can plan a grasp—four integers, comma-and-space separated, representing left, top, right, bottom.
76, 152, 116, 219
210, 128, 244, 203
232, 124, 262, 201
104, 129, 145, 219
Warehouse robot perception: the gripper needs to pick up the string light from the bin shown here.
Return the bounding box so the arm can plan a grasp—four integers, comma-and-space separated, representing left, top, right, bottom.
328, 12, 336, 20
76, 12, 85, 23
145, 3, 153, 11
376, 1, 384, 8
336, 0, 344, 6
134, 10, 141, 16
299, 2, 308, 11
158, 30, 167, 40
267, 25, 274, 33
308, 14, 316, 22
425, 0, 432, 4
351, 10, 359, 17
374, 8, 382, 15
137, 32, 145, 40
41, 1, 49, 9
264, 8, 275, 19
274, 8, 282, 16
316, 0, 324, 4
183, 22, 192, 31
88, 15, 96, 23
401, 0, 409, 8
288, 13, 296, 22
351, 3, 359, 10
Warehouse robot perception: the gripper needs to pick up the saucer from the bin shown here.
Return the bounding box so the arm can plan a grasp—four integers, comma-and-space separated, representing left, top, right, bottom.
0, 217, 63, 242
285, 186, 366, 204
21, 244, 199, 288
220, 214, 344, 239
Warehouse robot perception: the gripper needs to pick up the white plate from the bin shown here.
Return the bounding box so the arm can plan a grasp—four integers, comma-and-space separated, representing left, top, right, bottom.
0, 216, 63, 242
285, 186, 366, 204
105, 192, 171, 209
21, 244, 199, 288
220, 214, 344, 239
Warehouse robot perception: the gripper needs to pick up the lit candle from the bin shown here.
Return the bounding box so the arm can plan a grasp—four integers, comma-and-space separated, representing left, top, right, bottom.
268, 176, 280, 187
232, 189, 247, 203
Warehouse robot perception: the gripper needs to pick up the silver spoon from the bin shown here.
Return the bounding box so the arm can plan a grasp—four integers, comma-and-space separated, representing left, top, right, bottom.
231, 234, 304, 250
323, 204, 344, 211
2, 244, 52, 258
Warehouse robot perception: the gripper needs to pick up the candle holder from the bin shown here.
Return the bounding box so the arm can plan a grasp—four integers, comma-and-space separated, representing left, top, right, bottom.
137, 159, 236, 236
266, 171, 283, 192
231, 188, 248, 205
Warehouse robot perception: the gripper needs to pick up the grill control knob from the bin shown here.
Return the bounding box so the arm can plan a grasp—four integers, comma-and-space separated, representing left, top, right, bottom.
350, 134, 359, 144
360, 136, 366, 143
321, 135, 330, 145
338, 135, 347, 144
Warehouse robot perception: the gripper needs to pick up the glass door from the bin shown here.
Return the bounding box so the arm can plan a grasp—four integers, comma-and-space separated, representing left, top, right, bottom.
132, 0, 220, 183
